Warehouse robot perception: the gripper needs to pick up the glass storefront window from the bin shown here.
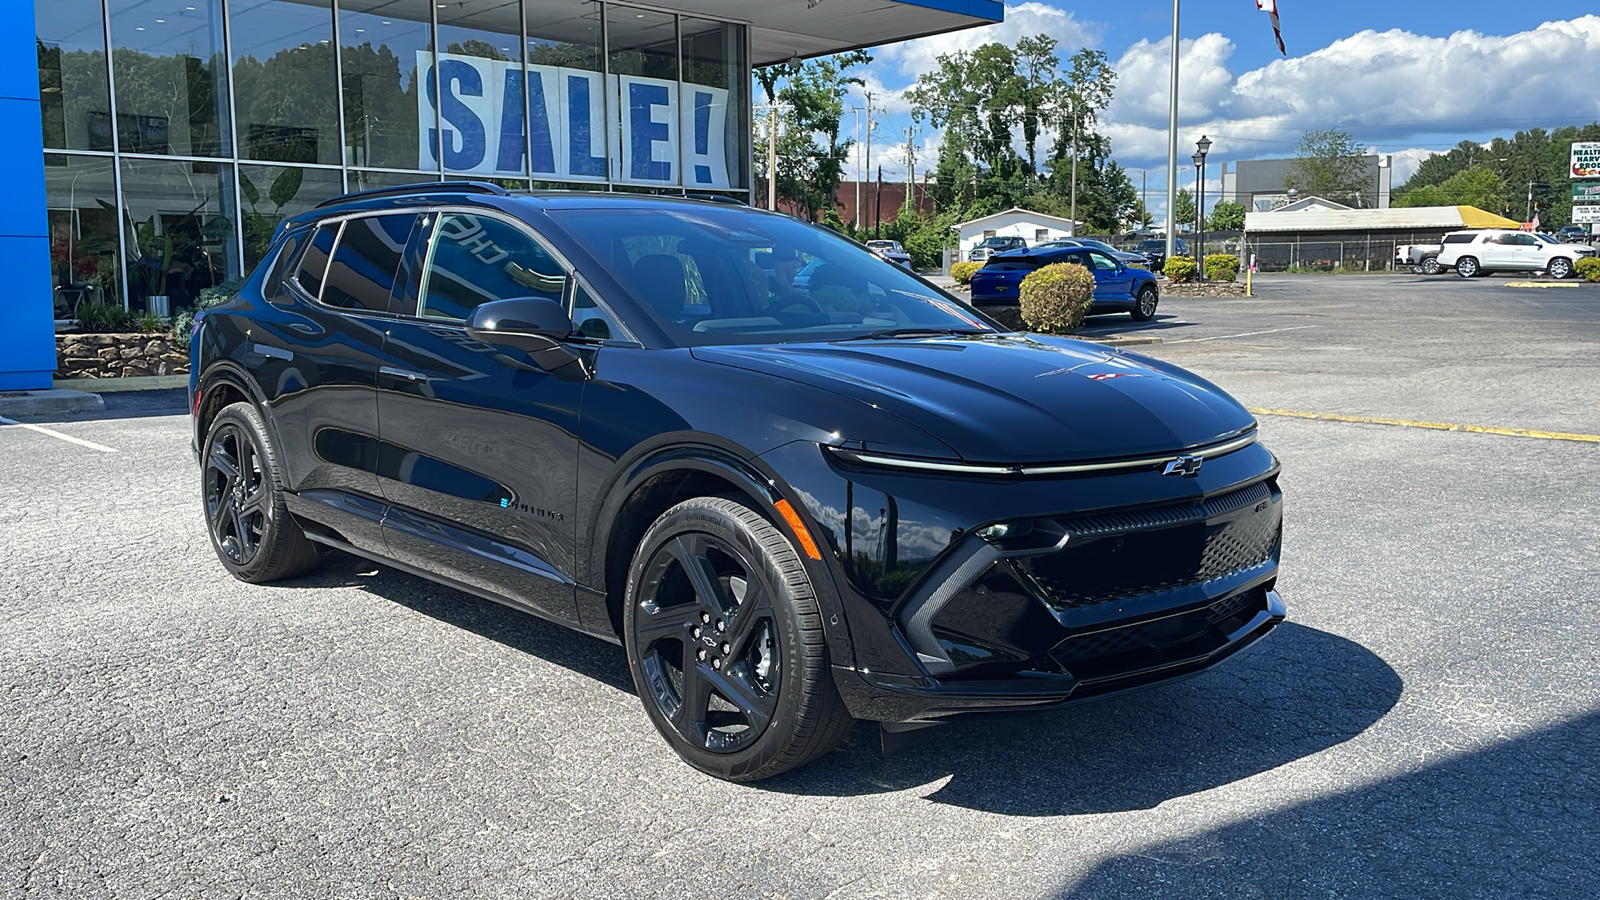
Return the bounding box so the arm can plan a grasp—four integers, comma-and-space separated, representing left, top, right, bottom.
238, 164, 345, 270
43, 155, 121, 318
36, 0, 114, 151
107, 0, 231, 157
607, 7, 677, 187
435, 0, 528, 179
119, 158, 238, 313
230, 0, 340, 165
349, 169, 440, 192
681, 18, 747, 191
340, 0, 434, 171
526, 2, 605, 183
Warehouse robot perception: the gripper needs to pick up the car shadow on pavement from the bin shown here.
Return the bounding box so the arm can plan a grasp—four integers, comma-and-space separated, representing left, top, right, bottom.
1055, 707, 1600, 897
1074, 313, 1193, 339
761, 622, 1401, 815
287, 551, 637, 695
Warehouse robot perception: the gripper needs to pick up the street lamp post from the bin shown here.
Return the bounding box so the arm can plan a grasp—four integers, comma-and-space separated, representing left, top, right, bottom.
1192, 134, 1211, 280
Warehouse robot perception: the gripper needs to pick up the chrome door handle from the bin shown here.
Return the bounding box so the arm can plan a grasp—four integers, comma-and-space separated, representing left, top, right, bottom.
379, 366, 428, 383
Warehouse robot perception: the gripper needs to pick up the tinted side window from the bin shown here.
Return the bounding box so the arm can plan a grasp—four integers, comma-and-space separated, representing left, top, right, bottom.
419, 213, 568, 321
1442, 234, 1475, 244
295, 223, 337, 296
322, 214, 415, 311
1087, 251, 1120, 271
262, 229, 308, 304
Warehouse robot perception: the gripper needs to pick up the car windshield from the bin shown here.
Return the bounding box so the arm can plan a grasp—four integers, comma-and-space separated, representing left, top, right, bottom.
548, 206, 996, 347
1075, 239, 1119, 254
979, 237, 1016, 248
1138, 240, 1164, 251
1533, 233, 1561, 244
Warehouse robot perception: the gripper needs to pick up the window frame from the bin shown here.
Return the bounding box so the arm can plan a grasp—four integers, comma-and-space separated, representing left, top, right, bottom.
292, 212, 421, 316
404, 205, 639, 346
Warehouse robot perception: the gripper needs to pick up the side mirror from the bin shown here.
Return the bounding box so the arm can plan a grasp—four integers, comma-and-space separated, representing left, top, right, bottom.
464, 296, 573, 350
464, 296, 588, 380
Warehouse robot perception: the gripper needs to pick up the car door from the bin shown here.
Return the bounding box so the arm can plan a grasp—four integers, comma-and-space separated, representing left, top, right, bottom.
374, 208, 593, 623
1084, 250, 1135, 309
1512, 233, 1545, 270
1478, 233, 1516, 270
254, 214, 418, 552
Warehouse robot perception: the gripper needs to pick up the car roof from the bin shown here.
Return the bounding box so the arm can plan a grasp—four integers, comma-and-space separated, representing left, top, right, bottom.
287, 182, 763, 228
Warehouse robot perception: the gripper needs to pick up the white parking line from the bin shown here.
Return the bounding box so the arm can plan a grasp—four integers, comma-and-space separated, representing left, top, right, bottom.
1163, 325, 1320, 344
0, 416, 118, 453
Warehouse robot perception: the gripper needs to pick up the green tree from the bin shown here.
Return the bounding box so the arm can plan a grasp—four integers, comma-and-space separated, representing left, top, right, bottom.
1393, 166, 1505, 211
1172, 188, 1196, 231
753, 51, 871, 220
1285, 128, 1371, 207
1207, 200, 1245, 231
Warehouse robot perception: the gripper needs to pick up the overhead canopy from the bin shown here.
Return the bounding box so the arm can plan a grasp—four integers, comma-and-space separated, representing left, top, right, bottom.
698, 0, 1004, 66
1246, 205, 1520, 234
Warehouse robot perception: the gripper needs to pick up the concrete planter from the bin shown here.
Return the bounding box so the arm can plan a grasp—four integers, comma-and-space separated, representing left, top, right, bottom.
55, 333, 189, 380
1161, 281, 1249, 298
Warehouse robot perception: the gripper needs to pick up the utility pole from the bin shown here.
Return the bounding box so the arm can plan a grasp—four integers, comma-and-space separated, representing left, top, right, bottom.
904, 125, 917, 213
1526, 180, 1536, 223
1164, 0, 1180, 261
852, 107, 863, 229
864, 91, 874, 229
1141, 169, 1148, 232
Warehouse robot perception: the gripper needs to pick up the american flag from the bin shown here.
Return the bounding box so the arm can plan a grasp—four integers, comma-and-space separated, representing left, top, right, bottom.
1257, 0, 1286, 55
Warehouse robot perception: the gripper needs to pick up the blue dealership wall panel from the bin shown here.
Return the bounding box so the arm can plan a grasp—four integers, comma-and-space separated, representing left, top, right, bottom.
0, 0, 57, 391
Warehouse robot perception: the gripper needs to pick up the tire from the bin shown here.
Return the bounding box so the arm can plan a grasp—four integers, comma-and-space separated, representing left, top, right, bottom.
624, 497, 853, 781
1421, 257, 1441, 276
1130, 286, 1159, 322
1548, 257, 1573, 280
1456, 256, 1480, 278
201, 401, 322, 583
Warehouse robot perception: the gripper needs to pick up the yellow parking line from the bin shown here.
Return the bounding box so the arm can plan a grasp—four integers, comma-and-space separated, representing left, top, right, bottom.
1247, 408, 1600, 444
1504, 282, 1582, 288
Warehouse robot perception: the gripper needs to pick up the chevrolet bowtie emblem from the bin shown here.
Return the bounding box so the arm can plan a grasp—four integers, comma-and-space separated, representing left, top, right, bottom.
1163, 454, 1203, 477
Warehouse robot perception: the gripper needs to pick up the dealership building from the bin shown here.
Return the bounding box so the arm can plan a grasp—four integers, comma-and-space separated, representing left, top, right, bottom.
3, 0, 1000, 391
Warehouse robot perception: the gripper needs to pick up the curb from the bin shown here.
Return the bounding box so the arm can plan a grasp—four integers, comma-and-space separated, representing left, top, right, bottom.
0, 389, 105, 419
53, 374, 189, 393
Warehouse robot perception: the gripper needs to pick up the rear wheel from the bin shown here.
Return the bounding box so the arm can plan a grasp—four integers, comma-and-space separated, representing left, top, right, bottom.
1456, 256, 1480, 278
1130, 286, 1159, 321
1548, 257, 1573, 280
1421, 257, 1441, 276
201, 401, 321, 582
624, 497, 852, 781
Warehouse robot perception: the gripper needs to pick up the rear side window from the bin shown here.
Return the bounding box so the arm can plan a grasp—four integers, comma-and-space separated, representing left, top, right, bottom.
294, 223, 337, 296
982, 257, 1041, 272
1442, 234, 1476, 244
321, 214, 415, 311
262, 229, 308, 304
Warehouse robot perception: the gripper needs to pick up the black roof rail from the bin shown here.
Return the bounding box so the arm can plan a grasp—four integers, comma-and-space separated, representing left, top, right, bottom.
314, 180, 510, 209
681, 192, 749, 206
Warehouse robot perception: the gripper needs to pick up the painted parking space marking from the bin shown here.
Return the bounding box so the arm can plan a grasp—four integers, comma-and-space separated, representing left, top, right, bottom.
1249, 407, 1600, 444
1163, 325, 1319, 344
1504, 282, 1583, 288
0, 416, 118, 453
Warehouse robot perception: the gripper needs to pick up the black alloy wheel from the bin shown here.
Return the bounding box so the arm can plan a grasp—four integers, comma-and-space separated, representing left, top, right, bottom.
624, 497, 852, 781
1130, 286, 1159, 321
1456, 256, 1480, 278
1548, 257, 1573, 280
202, 402, 321, 583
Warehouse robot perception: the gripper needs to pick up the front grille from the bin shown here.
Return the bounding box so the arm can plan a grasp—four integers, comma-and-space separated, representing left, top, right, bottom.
1049, 589, 1270, 668
1018, 480, 1280, 613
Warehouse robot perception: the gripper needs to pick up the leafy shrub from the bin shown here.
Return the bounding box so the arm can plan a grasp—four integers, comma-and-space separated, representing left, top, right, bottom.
1576, 257, 1600, 282
949, 261, 981, 284
74, 301, 136, 333
1019, 262, 1094, 334
1163, 256, 1197, 282
135, 313, 164, 334
174, 277, 248, 337
1204, 253, 1241, 282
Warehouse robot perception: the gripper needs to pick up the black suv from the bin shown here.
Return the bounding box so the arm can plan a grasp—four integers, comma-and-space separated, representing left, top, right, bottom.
191, 182, 1285, 781
1556, 225, 1590, 244
1136, 238, 1188, 273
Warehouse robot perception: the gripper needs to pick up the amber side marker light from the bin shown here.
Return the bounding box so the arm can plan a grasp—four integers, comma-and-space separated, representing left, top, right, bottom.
774, 499, 823, 561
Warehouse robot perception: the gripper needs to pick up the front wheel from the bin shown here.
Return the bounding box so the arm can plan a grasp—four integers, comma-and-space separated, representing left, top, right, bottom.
1548, 257, 1573, 280
1130, 286, 1159, 321
624, 497, 853, 781
1456, 256, 1480, 278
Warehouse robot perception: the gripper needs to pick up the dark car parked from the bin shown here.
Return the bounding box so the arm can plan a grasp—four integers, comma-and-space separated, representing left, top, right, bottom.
1136, 238, 1188, 273
191, 183, 1284, 781
969, 246, 1162, 320
1556, 225, 1590, 244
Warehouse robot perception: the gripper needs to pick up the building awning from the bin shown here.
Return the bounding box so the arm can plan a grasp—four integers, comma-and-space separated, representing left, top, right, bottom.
703, 0, 1003, 66
1245, 205, 1519, 234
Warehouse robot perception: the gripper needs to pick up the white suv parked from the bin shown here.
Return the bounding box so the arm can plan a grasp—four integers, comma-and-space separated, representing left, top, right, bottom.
1435, 229, 1594, 279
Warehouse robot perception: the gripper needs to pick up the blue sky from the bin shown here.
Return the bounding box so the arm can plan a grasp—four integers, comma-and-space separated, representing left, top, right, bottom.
842, 3, 1600, 214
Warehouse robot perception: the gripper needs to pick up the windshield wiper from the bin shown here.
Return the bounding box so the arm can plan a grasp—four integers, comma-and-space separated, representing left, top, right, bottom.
840, 327, 990, 341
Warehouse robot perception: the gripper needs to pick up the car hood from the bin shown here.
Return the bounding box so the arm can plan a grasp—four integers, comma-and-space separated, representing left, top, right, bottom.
690, 334, 1256, 463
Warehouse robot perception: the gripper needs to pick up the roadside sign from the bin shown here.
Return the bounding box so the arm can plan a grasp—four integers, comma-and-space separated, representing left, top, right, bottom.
1573, 206, 1600, 224
1573, 182, 1600, 202
1573, 142, 1600, 179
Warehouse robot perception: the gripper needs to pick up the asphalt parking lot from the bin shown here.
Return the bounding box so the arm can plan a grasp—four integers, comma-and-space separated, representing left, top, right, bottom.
2, 273, 1597, 898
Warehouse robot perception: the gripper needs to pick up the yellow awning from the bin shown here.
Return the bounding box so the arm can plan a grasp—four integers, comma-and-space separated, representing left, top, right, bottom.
1457, 206, 1521, 228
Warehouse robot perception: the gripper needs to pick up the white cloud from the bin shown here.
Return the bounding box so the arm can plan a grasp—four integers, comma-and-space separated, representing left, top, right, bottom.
872, 2, 1100, 82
